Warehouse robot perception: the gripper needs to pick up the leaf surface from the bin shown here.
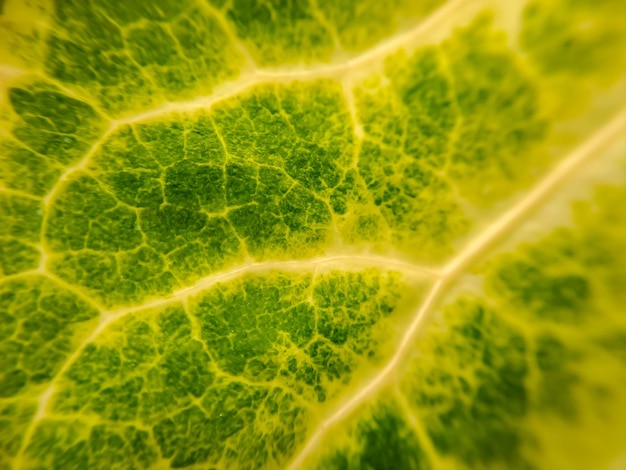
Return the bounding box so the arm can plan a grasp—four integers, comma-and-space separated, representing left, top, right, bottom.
1, 0, 625, 468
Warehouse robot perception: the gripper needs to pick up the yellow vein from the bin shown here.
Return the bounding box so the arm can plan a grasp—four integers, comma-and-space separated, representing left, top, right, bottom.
287, 108, 626, 469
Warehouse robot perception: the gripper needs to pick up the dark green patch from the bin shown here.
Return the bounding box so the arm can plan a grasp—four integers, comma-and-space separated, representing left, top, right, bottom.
319, 405, 430, 470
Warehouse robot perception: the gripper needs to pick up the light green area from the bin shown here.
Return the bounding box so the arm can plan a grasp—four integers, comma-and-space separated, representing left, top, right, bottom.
521, 0, 626, 85
313, 398, 432, 470
520, 0, 626, 118
357, 15, 549, 207
0, 0, 244, 117
0, 0, 53, 71
0, 402, 36, 470
45, 0, 244, 116
317, 0, 444, 53
1, 0, 625, 469
216, 0, 337, 65
353, 15, 550, 260
0, 276, 99, 398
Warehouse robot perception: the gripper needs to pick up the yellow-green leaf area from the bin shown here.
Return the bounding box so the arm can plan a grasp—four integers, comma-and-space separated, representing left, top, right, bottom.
1, 0, 246, 117
521, 0, 626, 86
0, 276, 99, 398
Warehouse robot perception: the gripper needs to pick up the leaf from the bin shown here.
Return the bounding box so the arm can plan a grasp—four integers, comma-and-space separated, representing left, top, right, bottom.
1, 0, 625, 469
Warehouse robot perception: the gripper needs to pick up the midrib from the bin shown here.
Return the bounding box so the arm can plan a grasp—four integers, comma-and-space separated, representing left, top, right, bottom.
286, 109, 626, 469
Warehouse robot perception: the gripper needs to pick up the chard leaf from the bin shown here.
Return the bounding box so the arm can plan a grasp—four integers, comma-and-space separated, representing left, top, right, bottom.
1, 0, 625, 469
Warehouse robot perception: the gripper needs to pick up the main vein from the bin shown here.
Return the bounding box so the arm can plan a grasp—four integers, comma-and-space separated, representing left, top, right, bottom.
286, 109, 626, 469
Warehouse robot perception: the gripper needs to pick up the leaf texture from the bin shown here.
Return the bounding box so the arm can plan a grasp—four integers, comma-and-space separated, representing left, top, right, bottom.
0, 0, 625, 469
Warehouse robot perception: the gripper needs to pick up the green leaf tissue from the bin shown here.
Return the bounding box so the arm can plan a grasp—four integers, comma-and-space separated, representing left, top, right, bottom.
1, 0, 625, 468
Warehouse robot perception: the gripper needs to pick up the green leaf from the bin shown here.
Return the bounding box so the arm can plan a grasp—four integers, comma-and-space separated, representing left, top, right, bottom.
1, 0, 625, 469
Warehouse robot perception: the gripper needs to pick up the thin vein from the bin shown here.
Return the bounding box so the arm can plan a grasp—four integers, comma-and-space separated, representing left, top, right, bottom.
287, 278, 445, 469
443, 109, 626, 277
105, 254, 439, 319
